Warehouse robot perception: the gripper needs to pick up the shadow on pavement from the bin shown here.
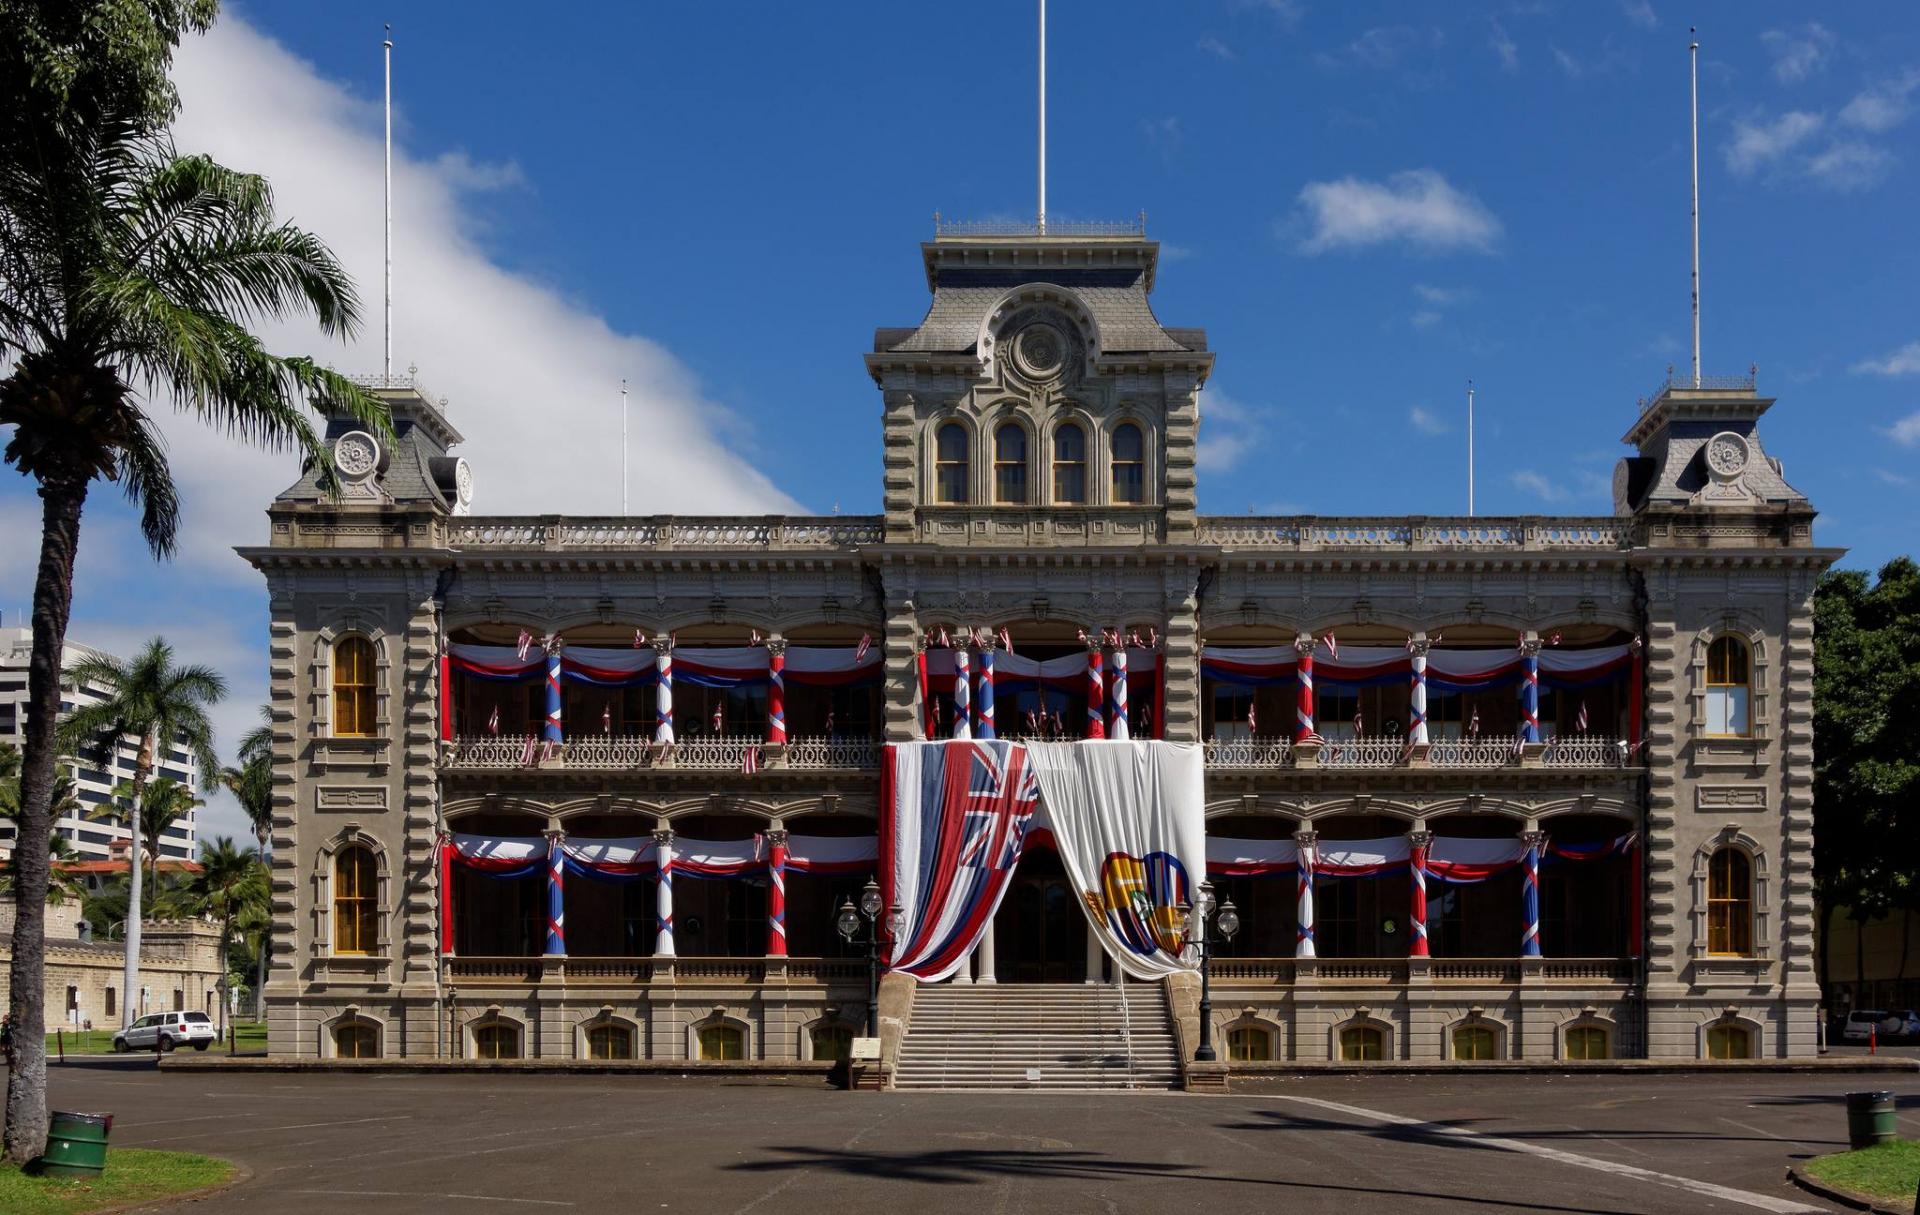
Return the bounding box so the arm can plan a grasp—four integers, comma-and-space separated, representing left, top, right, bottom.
1221, 1107, 1848, 1149
725, 1144, 1652, 1212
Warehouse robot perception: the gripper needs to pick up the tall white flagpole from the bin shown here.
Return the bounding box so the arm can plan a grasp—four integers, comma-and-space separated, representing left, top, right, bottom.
1037, 0, 1047, 232
1467, 379, 1476, 517
383, 24, 394, 377
621, 379, 629, 516
1690, 27, 1701, 388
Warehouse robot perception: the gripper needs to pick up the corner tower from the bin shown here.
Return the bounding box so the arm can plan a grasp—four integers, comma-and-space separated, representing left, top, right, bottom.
866, 219, 1213, 547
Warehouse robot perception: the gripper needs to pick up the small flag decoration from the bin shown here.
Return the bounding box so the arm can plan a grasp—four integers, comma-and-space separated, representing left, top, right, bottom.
601, 704, 612, 733
854, 632, 872, 664
1322, 631, 1338, 658
1574, 701, 1590, 733
711, 702, 724, 733
741, 745, 760, 774
1467, 706, 1482, 739
516, 629, 534, 660
487, 705, 501, 735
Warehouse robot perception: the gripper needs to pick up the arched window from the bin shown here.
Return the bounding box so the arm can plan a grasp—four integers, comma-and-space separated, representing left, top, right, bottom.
699, 1024, 744, 1060
1706, 1024, 1751, 1060
1227, 1026, 1272, 1062
334, 1022, 379, 1059
1053, 423, 1087, 504
1704, 635, 1751, 737
1565, 1026, 1609, 1060
810, 1023, 854, 1063
474, 1023, 520, 1060
1451, 1025, 1498, 1061
587, 1023, 633, 1060
1338, 1025, 1383, 1061
994, 423, 1029, 504
1707, 846, 1754, 956
935, 423, 970, 504
1111, 423, 1145, 503
332, 846, 377, 955
333, 637, 376, 737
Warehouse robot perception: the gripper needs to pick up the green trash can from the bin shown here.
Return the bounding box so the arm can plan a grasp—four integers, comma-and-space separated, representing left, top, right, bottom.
1844, 1091, 1896, 1150
39, 1111, 111, 1178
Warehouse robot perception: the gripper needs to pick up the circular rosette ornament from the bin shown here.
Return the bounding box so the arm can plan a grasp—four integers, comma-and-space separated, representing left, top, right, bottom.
1098, 851, 1191, 956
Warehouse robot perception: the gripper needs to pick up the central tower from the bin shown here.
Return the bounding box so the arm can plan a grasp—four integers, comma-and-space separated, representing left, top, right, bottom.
866, 220, 1213, 548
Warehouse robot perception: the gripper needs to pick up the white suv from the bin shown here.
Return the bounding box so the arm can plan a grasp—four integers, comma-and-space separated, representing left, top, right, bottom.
113, 1011, 217, 1053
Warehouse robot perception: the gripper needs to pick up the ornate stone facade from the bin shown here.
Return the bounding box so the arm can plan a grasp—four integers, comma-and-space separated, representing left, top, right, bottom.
243, 226, 1838, 1065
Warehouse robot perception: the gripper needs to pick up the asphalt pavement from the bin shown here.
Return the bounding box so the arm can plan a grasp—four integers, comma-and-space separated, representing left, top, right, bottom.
29, 1060, 1920, 1214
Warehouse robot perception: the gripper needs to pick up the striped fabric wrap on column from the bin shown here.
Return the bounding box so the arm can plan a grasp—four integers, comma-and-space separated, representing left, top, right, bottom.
766, 830, 788, 957
1408, 834, 1431, 958
1295, 835, 1317, 958
1408, 640, 1430, 746
951, 647, 972, 741
654, 830, 676, 957
438, 649, 454, 742
1110, 643, 1129, 742
438, 835, 455, 956
1294, 637, 1317, 742
1520, 639, 1542, 744
543, 642, 564, 744
1085, 644, 1106, 740
766, 640, 787, 745
654, 642, 675, 745
976, 645, 996, 739
1521, 834, 1543, 957
544, 837, 566, 955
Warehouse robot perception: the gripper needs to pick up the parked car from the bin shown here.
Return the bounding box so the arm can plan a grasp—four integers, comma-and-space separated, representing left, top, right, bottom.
1889, 1010, 1920, 1040
1842, 1009, 1890, 1042
112, 1011, 216, 1053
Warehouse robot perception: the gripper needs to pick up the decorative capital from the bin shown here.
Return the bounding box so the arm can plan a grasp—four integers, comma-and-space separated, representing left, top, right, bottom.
543, 634, 565, 656
974, 630, 997, 653
651, 636, 675, 655
651, 827, 674, 848
1518, 632, 1543, 658
1407, 633, 1431, 657
1293, 634, 1317, 656
763, 828, 789, 848
1407, 830, 1434, 849
1292, 828, 1319, 848
1520, 829, 1548, 849
765, 636, 788, 657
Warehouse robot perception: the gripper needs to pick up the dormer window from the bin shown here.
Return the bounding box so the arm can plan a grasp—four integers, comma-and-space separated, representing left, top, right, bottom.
1112, 423, 1145, 504
994, 423, 1029, 504
935, 422, 970, 504
1053, 423, 1086, 503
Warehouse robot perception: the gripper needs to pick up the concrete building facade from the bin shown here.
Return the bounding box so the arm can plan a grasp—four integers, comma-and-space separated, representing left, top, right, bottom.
243, 223, 1838, 1071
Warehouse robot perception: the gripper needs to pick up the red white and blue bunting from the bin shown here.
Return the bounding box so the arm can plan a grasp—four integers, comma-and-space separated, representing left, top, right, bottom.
1201, 642, 1633, 693
448, 643, 883, 690
1205, 832, 1635, 882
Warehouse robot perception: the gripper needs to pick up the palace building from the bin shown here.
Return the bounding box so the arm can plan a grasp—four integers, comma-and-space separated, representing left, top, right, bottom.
244, 219, 1837, 1079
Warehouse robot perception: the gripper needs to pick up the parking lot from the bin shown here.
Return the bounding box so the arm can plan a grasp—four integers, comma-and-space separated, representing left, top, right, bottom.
23, 1059, 1917, 1213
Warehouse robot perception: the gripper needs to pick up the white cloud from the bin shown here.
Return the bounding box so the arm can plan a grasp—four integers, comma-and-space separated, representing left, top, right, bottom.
1510, 470, 1569, 502
1805, 140, 1893, 191
1141, 116, 1182, 165
1197, 36, 1236, 61
1488, 19, 1518, 71
1409, 406, 1449, 434
1887, 411, 1920, 446
1621, 1, 1659, 30
1761, 23, 1835, 84
1853, 340, 1920, 377
1840, 69, 1920, 133
1876, 468, 1914, 486
1551, 45, 1582, 78
1724, 110, 1824, 176
155, 17, 799, 582
1293, 170, 1502, 255
1410, 310, 1441, 331
1196, 389, 1268, 473
1413, 284, 1472, 305
1349, 26, 1419, 70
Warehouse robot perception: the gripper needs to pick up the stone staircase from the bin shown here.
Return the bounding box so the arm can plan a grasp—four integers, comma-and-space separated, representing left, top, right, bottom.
893, 980, 1181, 1091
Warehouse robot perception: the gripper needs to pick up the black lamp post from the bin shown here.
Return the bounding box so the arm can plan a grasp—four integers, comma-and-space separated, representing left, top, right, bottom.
1177, 882, 1241, 1063
836, 877, 903, 1037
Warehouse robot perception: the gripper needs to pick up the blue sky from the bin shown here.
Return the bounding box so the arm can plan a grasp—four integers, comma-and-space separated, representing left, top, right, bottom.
4, 1, 1917, 840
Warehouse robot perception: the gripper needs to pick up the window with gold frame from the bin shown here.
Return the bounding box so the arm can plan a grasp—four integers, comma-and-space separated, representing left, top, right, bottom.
333, 636, 377, 737
699, 1024, 744, 1060
1052, 422, 1087, 504
1564, 1025, 1609, 1060
334, 1022, 379, 1059
1706, 1023, 1751, 1059
934, 423, 970, 504
809, 1023, 854, 1063
474, 1023, 520, 1059
993, 422, 1029, 504
332, 846, 378, 955
587, 1023, 633, 1060
1704, 635, 1751, 737
1707, 846, 1754, 956
1451, 1025, 1498, 1061
1338, 1025, 1383, 1061
1110, 423, 1145, 504
1227, 1026, 1272, 1062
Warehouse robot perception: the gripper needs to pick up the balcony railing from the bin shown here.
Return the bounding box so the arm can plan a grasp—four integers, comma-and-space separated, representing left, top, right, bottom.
1639, 368, 1758, 414
1203, 736, 1295, 768
444, 956, 872, 987
1315, 736, 1406, 769
1204, 735, 1631, 772
1208, 957, 1637, 985
1541, 736, 1628, 768
445, 516, 885, 552
1425, 739, 1519, 769
784, 736, 881, 769
442, 734, 882, 772
1194, 516, 1625, 552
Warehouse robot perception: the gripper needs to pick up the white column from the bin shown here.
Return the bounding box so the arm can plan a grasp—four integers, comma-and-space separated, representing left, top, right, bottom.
653, 828, 675, 957
1295, 830, 1318, 959
1085, 926, 1105, 983
1409, 635, 1430, 746
976, 912, 998, 984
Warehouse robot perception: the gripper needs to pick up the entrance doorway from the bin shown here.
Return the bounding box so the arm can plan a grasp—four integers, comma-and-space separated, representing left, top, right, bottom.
994, 847, 1088, 983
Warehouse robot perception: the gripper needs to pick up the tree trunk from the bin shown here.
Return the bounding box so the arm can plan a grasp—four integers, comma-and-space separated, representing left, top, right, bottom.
3, 474, 89, 1166
124, 742, 150, 1032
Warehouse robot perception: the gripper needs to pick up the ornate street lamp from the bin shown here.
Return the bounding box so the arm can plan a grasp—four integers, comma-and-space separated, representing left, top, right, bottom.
1177, 882, 1241, 1063
837, 877, 903, 1037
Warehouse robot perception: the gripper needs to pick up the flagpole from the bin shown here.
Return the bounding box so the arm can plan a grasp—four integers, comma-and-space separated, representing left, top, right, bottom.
620, 379, 629, 516
1467, 379, 1476, 517
1689, 27, 1701, 388
1037, 0, 1047, 232
383, 24, 393, 377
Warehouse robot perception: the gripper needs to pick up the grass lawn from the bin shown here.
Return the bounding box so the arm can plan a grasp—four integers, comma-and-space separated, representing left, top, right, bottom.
1803, 1140, 1920, 1205
44, 1021, 267, 1057
0, 1148, 233, 1215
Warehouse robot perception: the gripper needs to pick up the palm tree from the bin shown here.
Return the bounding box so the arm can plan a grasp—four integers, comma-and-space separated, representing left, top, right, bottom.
92, 775, 202, 914
55, 641, 222, 1048
217, 705, 273, 1015
0, 44, 384, 1155
0, 756, 86, 905
171, 836, 265, 1039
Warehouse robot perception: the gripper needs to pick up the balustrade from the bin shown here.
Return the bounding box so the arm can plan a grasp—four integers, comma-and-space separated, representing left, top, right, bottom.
1541, 735, 1629, 768
1202, 736, 1294, 768
1424, 739, 1519, 769
670, 734, 762, 771
1314, 735, 1406, 769
783, 736, 881, 769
